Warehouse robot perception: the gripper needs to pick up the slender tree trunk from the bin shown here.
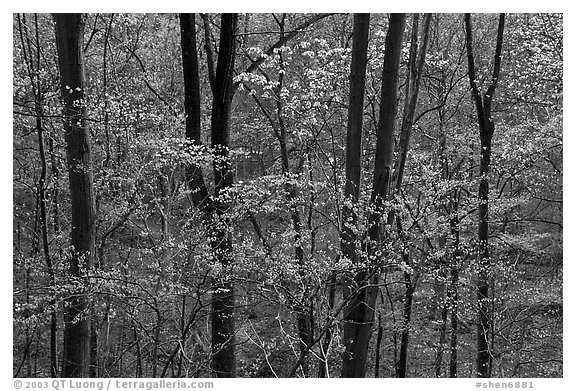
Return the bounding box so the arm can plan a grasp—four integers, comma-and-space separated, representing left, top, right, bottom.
374, 313, 384, 377
102, 14, 114, 167
388, 14, 432, 378
179, 13, 211, 213
434, 293, 449, 377
464, 13, 505, 378
394, 214, 417, 378
431, 31, 461, 376
341, 13, 406, 378
239, 15, 337, 376
396, 268, 415, 378
390, 13, 432, 198
434, 133, 453, 379
318, 272, 336, 378
54, 13, 96, 378
271, 16, 313, 374
449, 250, 459, 378
18, 13, 60, 377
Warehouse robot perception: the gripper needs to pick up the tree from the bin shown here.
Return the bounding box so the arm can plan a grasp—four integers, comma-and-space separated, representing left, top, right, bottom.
464, 12, 506, 378
54, 13, 97, 377
180, 12, 238, 378
392, 13, 432, 378
341, 13, 406, 378
340, 12, 371, 377
208, 13, 238, 378
16, 13, 59, 377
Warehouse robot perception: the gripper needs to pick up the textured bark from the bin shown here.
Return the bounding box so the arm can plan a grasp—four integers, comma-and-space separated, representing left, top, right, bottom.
341, 13, 406, 378
54, 13, 96, 378
368, 14, 406, 228
464, 13, 505, 378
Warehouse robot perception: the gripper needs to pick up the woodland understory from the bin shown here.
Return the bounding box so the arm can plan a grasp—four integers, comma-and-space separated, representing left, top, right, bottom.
13, 13, 562, 378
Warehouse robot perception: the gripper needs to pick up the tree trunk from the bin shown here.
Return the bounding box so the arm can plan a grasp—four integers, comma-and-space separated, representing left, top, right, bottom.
374, 313, 383, 377
434, 293, 449, 377
388, 14, 432, 378
209, 13, 238, 378
341, 13, 406, 378
464, 13, 505, 378
396, 268, 415, 378
449, 258, 459, 377
390, 13, 432, 198
394, 214, 417, 378
54, 13, 96, 378
318, 272, 337, 378
180, 13, 238, 377
179, 13, 211, 213
18, 13, 60, 377
273, 16, 313, 374
340, 12, 370, 272
339, 13, 371, 378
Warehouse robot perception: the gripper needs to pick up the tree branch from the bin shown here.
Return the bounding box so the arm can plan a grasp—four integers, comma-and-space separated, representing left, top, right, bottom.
232, 13, 335, 95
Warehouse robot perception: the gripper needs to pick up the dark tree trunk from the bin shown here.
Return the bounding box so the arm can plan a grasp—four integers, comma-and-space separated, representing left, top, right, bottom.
431, 29, 460, 376
449, 256, 459, 378
340, 13, 370, 270
341, 13, 406, 378
199, 14, 216, 93
464, 13, 505, 378
180, 12, 238, 378
396, 269, 415, 378
340, 13, 371, 378
54, 13, 96, 378
389, 14, 432, 378
391, 13, 432, 197
209, 13, 238, 378
179, 13, 211, 213
374, 313, 384, 377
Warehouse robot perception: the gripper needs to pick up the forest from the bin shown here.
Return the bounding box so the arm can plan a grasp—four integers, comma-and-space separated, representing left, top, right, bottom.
12, 13, 562, 378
